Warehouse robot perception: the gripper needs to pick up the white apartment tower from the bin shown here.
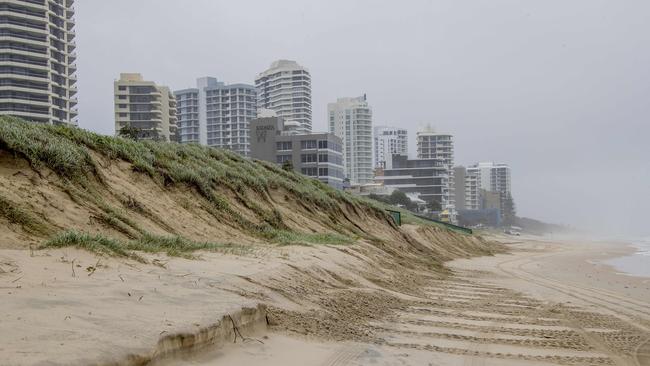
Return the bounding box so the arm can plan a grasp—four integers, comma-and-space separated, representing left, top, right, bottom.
465, 162, 512, 211
255, 60, 311, 133
374, 126, 408, 169
114, 73, 178, 142
175, 77, 256, 156
328, 95, 373, 184
0, 0, 78, 125
417, 129, 455, 210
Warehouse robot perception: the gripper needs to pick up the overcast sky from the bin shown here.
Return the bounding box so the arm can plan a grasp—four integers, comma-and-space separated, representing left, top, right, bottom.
75, 0, 650, 237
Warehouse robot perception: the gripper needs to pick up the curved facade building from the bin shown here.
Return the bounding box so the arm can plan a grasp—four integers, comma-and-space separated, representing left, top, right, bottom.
255, 60, 311, 133
0, 0, 77, 125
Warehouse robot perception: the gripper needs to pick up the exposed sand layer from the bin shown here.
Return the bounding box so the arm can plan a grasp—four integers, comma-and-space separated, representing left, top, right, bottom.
3, 230, 650, 365
155, 237, 650, 366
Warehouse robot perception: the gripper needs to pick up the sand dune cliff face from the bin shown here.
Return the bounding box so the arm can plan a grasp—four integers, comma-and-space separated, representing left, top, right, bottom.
0, 118, 492, 260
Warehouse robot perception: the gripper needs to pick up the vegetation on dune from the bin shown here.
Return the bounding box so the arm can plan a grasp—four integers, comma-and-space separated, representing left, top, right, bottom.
0, 194, 52, 236
42, 230, 145, 261
41, 230, 251, 260
262, 229, 355, 246
0, 117, 393, 255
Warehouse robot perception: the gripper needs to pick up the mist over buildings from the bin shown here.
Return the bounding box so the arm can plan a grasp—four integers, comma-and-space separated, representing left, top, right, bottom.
75, 0, 650, 237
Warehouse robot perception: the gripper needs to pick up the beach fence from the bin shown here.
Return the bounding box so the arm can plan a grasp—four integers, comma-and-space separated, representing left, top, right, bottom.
413, 214, 473, 235
386, 210, 402, 226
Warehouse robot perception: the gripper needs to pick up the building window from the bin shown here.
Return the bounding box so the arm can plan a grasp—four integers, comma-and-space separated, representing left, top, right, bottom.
276, 141, 292, 151
301, 167, 317, 176
318, 153, 328, 162
318, 140, 328, 149
118, 86, 126, 91
276, 155, 291, 163
301, 153, 317, 163
318, 167, 329, 176
300, 140, 317, 149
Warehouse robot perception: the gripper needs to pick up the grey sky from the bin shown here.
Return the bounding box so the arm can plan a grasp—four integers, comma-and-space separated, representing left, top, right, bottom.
75, 0, 650, 236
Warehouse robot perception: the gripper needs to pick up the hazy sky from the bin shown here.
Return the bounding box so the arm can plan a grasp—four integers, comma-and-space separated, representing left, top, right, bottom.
75, 0, 650, 237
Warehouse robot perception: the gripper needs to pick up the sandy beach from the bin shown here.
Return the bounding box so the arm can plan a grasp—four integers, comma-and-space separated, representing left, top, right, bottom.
4, 234, 648, 365
164, 236, 650, 366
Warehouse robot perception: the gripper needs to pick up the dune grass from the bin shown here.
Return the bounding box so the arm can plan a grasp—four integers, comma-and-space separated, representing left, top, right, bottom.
0, 117, 389, 239
261, 229, 355, 246
42, 230, 144, 261
0, 194, 52, 236
41, 230, 251, 260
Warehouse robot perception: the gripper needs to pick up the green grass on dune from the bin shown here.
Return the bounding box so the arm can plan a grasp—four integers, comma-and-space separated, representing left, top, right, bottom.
260, 229, 355, 246
0, 194, 52, 236
0, 117, 384, 217
41, 230, 251, 260
0, 117, 389, 253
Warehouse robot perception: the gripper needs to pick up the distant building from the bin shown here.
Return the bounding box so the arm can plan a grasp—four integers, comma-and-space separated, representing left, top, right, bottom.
375, 154, 450, 207
0, 0, 78, 125
453, 166, 467, 211
175, 77, 256, 156
249, 116, 344, 189
465, 162, 512, 214
114, 73, 177, 142
255, 60, 312, 133
374, 126, 408, 169
464, 167, 481, 210
417, 129, 455, 212
328, 95, 374, 184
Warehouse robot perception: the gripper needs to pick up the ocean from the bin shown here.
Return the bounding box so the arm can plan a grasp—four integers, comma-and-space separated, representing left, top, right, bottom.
605, 237, 650, 278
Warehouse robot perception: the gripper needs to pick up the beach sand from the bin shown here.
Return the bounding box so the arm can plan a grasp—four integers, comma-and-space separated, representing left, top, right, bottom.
2, 236, 649, 365
159, 237, 650, 366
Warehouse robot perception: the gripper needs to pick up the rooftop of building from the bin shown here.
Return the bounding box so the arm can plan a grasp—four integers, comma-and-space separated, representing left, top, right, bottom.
256, 60, 309, 78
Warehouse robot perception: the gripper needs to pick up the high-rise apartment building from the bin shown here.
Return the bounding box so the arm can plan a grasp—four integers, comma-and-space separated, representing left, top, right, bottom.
328, 95, 373, 184
465, 162, 512, 212
114, 73, 177, 142
0, 0, 77, 125
373, 126, 408, 169
175, 77, 256, 156
255, 60, 311, 133
417, 130, 455, 210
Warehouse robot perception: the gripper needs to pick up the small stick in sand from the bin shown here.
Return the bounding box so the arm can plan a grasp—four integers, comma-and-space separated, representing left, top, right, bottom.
118, 274, 125, 282
228, 314, 264, 344
11, 276, 23, 283
87, 259, 101, 277
71, 260, 76, 278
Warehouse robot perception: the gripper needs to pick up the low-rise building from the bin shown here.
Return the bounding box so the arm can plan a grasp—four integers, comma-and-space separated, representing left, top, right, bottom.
375, 154, 450, 207
250, 116, 344, 189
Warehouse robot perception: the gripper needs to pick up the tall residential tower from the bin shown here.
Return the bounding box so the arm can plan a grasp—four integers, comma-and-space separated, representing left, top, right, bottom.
328, 95, 373, 184
465, 162, 512, 213
0, 0, 78, 125
114, 73, 177, 142
373, 126, 408, 169
175, 77, 256, 156
255, 60, 311, 133
417, 129, 455, 210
